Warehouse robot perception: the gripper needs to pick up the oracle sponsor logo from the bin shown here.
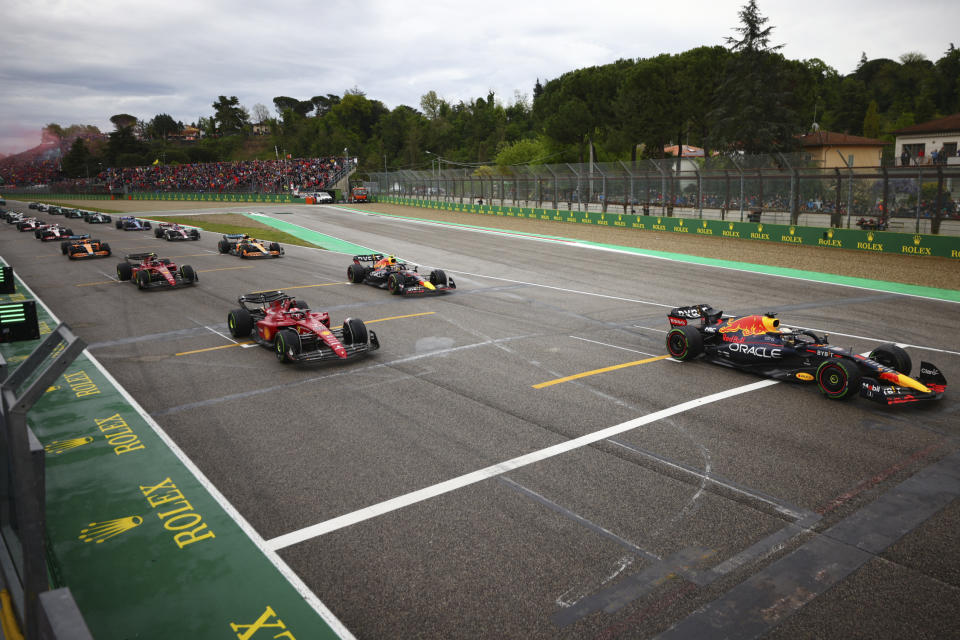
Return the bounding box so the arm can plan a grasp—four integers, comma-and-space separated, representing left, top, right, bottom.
727, 343, 782, 358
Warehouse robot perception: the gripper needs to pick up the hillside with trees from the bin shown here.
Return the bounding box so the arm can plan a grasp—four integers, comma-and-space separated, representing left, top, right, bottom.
7, 1, 960, 183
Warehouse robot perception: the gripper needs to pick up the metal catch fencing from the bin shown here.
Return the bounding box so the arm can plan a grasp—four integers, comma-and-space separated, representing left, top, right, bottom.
363, 153, 960, 235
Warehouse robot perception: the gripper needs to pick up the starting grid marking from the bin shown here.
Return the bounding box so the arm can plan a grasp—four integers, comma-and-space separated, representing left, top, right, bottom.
266, 378, 781, 550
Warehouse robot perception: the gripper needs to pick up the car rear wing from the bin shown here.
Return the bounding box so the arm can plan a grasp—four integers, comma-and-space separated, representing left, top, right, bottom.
66, 234, 90, 240
238, 290, 290, 308
223, 233, 246, 240
124, 252, 157, 262
352, 254, 385, 263
667, 304, 724, 327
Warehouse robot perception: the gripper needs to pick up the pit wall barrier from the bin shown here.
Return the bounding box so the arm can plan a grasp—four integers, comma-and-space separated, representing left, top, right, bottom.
4, 192, 297, 203
376, 196, 960, 260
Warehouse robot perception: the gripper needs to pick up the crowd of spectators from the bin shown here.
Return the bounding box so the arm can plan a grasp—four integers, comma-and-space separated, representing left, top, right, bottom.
1, 154, 349, 194
97, 157, 347, 193
0, 143, 64, 186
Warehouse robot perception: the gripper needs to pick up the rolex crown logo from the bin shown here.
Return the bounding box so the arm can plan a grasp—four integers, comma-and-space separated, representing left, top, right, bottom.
45, 436, 93, 455
678, 219, 684, 226
867, 232, 874, 242
757, 224, 763, 232
657, 217, 662, 224
827, 228, 834, 238
913, 234, 922, 245
79, 516, 143, 544
729, 222, 735, 230
702, 220, 708, 227
789, 226, 795, 235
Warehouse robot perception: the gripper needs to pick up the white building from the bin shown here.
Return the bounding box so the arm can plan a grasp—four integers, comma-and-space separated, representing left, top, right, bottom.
893, 113, 960, 166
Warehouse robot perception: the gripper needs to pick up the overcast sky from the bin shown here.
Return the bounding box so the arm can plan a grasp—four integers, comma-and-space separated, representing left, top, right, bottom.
1, 0, 957, 155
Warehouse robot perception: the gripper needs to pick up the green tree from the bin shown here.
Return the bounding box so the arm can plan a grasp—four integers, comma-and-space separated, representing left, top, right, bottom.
109, 114, 137, 130
61, 138, 92, 178
212, 96, 249, 133
711, 1, 800, 152
149, 113, 180, 140
862, 100, 882, 138
495, 136, 550, 166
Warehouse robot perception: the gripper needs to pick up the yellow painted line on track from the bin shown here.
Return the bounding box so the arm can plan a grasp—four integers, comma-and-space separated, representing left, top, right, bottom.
350, 311, 434, 326
175, 311, 435, 356
197, 266, 254, 273
176, 341, 253, 356
252, 282, 348, 292
533, 354, 671, 389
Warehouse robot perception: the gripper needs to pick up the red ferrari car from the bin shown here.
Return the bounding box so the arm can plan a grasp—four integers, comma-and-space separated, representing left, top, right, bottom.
227, 290, 379, 363
116, 253, 198, 290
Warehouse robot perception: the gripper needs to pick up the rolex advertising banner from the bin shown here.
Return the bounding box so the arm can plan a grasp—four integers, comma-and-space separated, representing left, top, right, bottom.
378, 196, 959, 260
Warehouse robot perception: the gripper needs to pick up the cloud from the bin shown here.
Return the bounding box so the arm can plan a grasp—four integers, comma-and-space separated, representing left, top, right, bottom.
1, 0, 958, 154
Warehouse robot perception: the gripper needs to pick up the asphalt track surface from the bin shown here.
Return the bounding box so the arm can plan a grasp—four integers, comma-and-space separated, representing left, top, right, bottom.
3, 201, 960, 639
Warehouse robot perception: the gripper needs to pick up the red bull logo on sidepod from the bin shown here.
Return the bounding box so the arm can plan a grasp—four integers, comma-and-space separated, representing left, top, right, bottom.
718, 315, 779, 337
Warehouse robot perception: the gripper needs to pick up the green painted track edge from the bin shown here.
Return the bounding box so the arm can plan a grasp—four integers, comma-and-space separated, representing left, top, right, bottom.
329, 205, 960, 304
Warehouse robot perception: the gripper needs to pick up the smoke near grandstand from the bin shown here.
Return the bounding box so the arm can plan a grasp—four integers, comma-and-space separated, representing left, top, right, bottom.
0, 0, 957, 185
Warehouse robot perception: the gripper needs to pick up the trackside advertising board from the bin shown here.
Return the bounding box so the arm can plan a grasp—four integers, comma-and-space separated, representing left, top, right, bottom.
378, 196, 960, 260
0, 267, 350, 640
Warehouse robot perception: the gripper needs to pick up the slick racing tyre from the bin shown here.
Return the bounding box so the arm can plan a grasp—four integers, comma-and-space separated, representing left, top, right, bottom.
347, 264, 366, 283
155, 228, 164, 238
116, 262, 133, 281
816, 359, 861, 400
136, 271, 150, 290
666, 326, 703, 361
387, 272, 404, 295
429, 269, 447, 286
869, 344, 912, 375
227, 308, 253, 337
61, 241, 69, 254
218, 239, 230, 253
179, 265, 197, 284
341, 317, 368, 345
101, 242, 111, 257
275, 329, 301, 363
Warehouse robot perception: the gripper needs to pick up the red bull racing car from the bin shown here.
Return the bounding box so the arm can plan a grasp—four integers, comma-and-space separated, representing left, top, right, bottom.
226, 290, 379, 363
347, 254, 455, 295
665, 304, 947, 405
116, 253, 198, 290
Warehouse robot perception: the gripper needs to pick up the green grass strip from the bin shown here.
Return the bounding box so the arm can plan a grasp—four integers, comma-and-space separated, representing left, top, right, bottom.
148, 214, 319, 249
333, 205, 960, 304
243, 213, 376, 255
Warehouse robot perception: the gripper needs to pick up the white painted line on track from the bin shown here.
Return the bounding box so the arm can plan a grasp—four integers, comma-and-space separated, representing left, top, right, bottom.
265, 378, 780, 551
450, 268, 675, 308
9, 269, 355, 639
570, 336, 663, 358
205, 325, 238, 344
